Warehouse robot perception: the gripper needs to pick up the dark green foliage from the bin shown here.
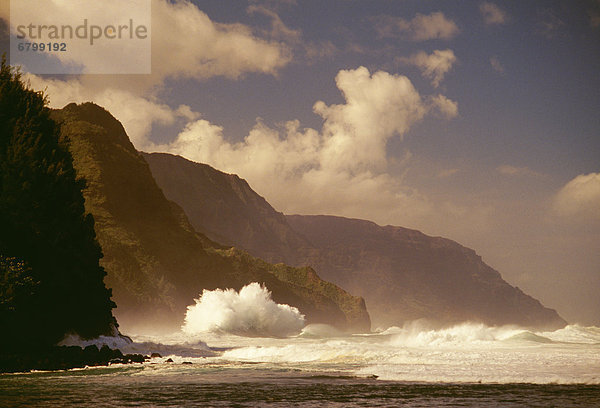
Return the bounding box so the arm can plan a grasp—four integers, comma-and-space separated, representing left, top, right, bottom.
0, 56, 117, 351
0, 256, 39, 339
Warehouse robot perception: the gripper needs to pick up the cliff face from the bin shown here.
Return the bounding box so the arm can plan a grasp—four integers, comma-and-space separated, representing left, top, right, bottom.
54, 103, 370, 333
144, 152, 566, 330
286, 215, 566, 330
140, 152, 311, 263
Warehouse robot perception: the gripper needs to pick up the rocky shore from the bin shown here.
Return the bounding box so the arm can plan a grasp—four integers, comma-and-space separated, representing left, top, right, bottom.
0, 345, 147, 373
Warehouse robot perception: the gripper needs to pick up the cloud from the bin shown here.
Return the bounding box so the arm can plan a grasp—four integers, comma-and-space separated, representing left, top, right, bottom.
6, 0, 152, 74
249, 0, 298, 8
247, 4, 302, 43
3, 0, 291, 83
437, 168, 460, 178
156, 66, 460, 228
429, 94, 459, 119
479, 2, 508, 25
24, 73, 199, 149
553, 172, 600, 221
374, 12, 459, 41
304, 40, 338, 60
151, 0, 291, 81
12, 0, 295, 146
313, 67, 428, 172
496, 165, 543, 178
247, 4, 337, 62
490, 56, 505, 75
397, 49, 457, 87
165, 66, 428, 173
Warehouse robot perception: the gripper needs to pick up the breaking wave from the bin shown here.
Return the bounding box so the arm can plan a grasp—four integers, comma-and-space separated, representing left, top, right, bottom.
182, 283, 305, 337
299, 324, 346, 338
381, 322, 530, 347
217, 323, 600, 384
57, 321, 599, 384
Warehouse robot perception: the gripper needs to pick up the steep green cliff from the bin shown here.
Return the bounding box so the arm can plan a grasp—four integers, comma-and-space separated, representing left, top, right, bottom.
144, 152, 566, 330
54, 102, 370, 333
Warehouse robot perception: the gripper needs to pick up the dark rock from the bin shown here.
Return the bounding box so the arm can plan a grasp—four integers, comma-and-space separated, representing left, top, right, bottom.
0, 344, 138, 373
82, 345, 100, 365
165, 358, 174, 363
150, 352, 162, 358
98, 345, 113, 362
124, 354, 145, 364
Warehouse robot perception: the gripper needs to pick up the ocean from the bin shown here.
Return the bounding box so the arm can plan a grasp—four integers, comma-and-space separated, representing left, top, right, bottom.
1, 285, 599, 407
1, 323, 599, 407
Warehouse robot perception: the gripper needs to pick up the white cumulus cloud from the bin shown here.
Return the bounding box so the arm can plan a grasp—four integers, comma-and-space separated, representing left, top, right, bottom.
157, 66, 457, 226
2, 0, 290, 80
151, 0, 291, 82
12, 0, 292, 148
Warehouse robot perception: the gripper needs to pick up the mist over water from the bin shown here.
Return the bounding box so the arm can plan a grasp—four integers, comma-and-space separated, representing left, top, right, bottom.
6, 290, 598, 407
56, 320, 600, 386
53, 285, 600, 386
56, 285, 600, 385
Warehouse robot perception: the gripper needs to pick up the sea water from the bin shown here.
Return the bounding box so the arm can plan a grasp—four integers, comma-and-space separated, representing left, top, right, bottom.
2, 284, 599, 407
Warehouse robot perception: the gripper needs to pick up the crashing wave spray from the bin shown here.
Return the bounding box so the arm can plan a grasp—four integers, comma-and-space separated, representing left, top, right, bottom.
182, 283, 306, 337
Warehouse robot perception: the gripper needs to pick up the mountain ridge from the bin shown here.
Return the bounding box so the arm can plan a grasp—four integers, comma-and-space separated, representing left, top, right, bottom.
286, 214, 565, 329
141, 152, 312, 262
143, 152, 566, 330
53, 102, 371, 333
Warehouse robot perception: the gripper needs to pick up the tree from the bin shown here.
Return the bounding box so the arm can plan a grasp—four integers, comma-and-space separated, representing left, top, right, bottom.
0, 56, 117, 350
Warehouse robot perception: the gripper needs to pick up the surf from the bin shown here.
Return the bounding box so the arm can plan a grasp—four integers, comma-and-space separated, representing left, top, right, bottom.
182, 283, 306, 338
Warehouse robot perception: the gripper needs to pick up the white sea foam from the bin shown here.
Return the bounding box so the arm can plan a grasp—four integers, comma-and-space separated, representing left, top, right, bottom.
121, 320, 600, 384
541, 324, 600, 344
199, 323, 600, 384
384, 322, 527, 348
299, 324, 346, 338
182, 282, 305, 337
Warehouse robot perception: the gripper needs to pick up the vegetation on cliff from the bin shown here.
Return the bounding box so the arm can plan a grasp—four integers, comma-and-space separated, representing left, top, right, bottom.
54, 102, 370, 333
0, 58, 117, 351
145, 152, 566, 330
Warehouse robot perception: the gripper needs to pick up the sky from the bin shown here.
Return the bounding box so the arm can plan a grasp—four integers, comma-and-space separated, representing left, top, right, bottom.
1, 0, 599, 325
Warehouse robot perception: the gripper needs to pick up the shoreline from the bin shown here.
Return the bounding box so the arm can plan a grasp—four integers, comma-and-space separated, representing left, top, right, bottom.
0, 345, 146, 374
